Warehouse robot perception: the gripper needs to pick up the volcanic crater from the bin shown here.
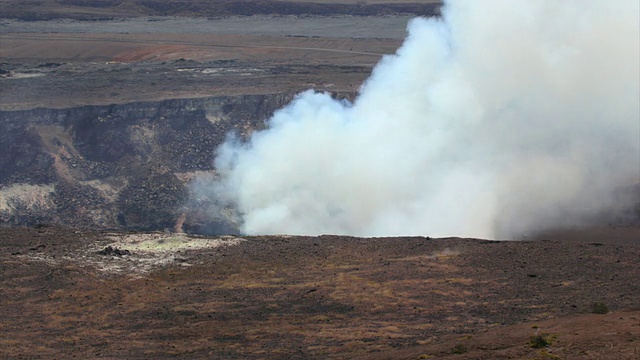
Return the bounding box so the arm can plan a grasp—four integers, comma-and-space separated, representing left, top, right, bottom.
1, 1, 638, 359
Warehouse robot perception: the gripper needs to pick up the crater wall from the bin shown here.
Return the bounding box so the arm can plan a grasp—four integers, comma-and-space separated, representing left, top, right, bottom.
0, 93, 340, 232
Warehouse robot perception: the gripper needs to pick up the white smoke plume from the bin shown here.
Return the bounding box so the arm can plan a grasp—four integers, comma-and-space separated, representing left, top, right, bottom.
205, 0, 640, 239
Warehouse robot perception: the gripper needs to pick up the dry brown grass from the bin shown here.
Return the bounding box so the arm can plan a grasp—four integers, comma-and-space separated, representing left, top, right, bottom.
1, 226, 639, 359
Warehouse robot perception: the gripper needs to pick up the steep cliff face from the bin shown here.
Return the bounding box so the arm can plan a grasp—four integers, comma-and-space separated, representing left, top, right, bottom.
0, 92, 313, 232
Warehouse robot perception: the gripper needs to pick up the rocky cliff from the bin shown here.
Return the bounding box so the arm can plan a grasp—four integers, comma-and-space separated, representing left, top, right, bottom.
1, 92, 341, 233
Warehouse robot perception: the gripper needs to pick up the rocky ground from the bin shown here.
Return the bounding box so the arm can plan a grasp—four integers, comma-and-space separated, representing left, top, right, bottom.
0, 225, 638, 359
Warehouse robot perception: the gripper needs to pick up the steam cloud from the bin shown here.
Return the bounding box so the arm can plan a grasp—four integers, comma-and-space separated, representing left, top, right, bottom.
201, 0, 640, 239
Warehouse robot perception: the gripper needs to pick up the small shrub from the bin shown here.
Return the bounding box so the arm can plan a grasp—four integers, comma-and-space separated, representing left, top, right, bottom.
592, 302, 609, 314
529, 332, 556, 348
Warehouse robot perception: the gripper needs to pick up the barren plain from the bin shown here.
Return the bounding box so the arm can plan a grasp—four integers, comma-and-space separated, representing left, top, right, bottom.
1, 225, 639, 359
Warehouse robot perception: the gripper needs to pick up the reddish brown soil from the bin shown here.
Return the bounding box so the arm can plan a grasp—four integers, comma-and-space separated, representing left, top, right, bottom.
1, 226, 638, 359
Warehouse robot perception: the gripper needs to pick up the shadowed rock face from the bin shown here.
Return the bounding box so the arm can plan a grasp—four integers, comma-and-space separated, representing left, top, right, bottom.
0, 93, 315, 232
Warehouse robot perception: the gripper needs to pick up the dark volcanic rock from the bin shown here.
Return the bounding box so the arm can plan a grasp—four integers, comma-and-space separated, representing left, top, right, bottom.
117, 171, 188, 231
0, 93, 310, 232
97, 245, 130, 256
